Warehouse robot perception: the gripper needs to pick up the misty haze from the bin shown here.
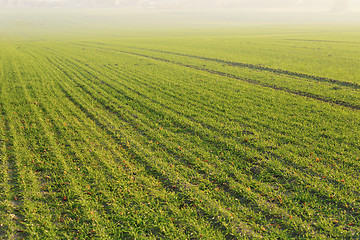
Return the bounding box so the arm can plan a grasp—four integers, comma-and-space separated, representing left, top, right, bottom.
1, 0, 360, 33
0, 0, 359, 11
0, 0, 359, 239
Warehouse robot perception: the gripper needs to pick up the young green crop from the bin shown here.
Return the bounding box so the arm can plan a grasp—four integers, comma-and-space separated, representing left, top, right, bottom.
0, 25, 359, 239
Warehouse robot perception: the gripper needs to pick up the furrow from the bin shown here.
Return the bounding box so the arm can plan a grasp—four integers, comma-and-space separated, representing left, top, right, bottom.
42, 45, 360, 171
27, 50, 231, 238
48, 46, 359, 194
25, 43, 359, 238
45, 44, 360, 210
38, 48, 348, 237
119, 49, 360, 110
128, 46, 360, 89
16, 50, 123, 239
75, 41, 359, 90
44, 51, 261, 238
71, 43, 360, 111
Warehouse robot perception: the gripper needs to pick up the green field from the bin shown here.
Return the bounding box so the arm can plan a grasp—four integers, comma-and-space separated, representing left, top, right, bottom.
0, 9, 359, 239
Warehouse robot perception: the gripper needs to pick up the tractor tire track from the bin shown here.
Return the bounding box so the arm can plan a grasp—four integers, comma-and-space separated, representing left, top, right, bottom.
39, 53, 255, 238
55, 76, 257, 239
43, 48, 313, 238
45, 45, 360, 164
72, 43, 360, 111
67, 61, 360, 214
43, 46, 360, 212
124, 46, 360, 90
120, 50, 360, 111
74, 42, 360, 89
41, 50, 352, 238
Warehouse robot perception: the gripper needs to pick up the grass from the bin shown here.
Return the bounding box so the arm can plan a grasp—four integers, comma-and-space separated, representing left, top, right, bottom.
0, 9, 359, 239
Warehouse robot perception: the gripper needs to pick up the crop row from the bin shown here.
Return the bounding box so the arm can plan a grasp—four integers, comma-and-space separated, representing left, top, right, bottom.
37, 43, 360, 236
0, 41, 358, 239
72, 42, 360, 110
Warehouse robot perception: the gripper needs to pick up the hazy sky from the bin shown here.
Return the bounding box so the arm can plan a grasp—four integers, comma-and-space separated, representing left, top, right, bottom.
1, 0, 360, 11
1, 0, 360, 35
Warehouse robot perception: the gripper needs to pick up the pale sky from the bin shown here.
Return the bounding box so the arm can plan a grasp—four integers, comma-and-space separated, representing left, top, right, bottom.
1, 0, 360, 10
1, 0, 360, 29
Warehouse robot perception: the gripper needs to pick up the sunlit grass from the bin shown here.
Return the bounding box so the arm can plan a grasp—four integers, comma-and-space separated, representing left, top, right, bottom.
0, 22, 359, 238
